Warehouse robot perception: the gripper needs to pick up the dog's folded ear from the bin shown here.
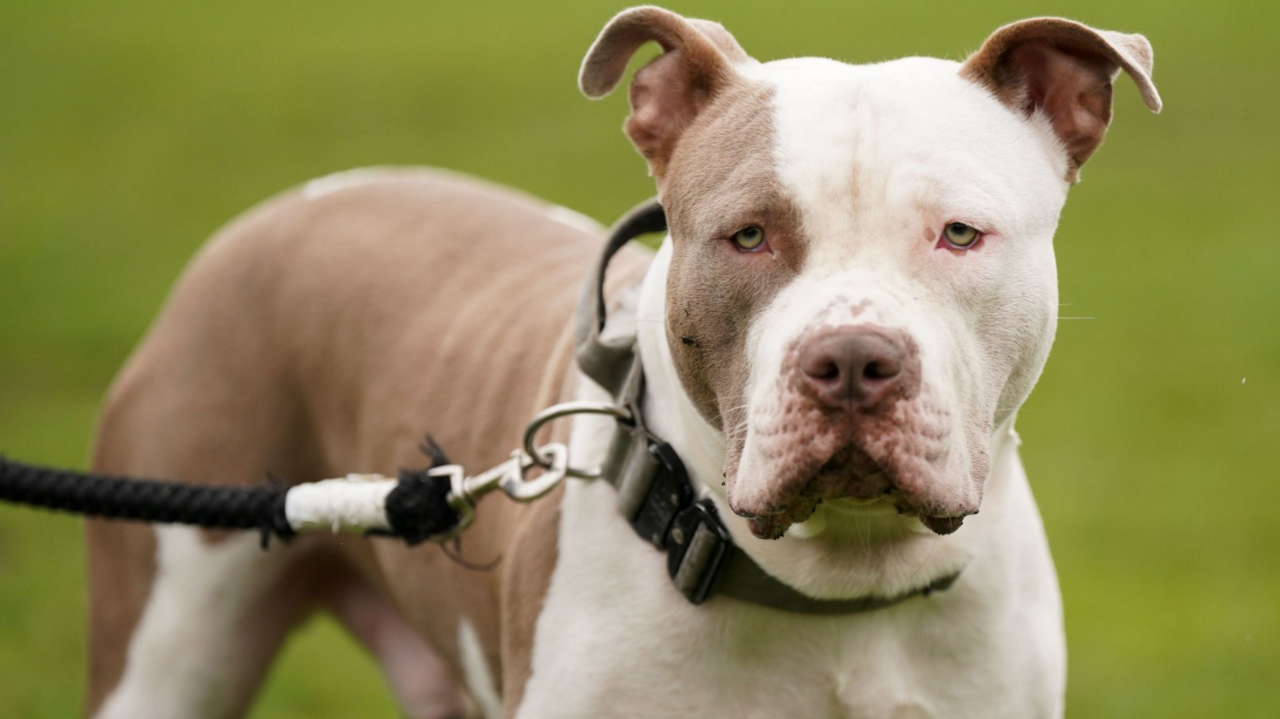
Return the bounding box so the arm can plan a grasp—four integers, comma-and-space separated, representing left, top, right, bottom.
580, 6, 755, 182
960, 18, 1162, 182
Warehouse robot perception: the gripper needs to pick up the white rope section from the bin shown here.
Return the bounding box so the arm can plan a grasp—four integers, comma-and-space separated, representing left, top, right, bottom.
283, 474, 398, 534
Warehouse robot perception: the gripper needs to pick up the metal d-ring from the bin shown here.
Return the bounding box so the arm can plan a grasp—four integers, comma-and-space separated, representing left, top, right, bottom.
522, 400, 632, 479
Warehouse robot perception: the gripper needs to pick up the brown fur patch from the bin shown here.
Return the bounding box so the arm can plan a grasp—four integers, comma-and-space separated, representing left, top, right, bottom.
662, 81, 806, 440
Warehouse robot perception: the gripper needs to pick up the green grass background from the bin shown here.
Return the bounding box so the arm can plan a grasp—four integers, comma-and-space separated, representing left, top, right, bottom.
1, 0, 1276, 716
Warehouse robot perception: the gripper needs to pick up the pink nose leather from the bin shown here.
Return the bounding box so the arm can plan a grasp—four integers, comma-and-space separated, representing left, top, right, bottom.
798, 329, 910, 411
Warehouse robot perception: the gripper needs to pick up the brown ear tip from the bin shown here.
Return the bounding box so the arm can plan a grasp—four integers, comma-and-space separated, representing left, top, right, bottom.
1121, 33, 1163, 113
578, 63, 614, 99
1127, 35, 1164, 113
600, 4, 679, 36
1130, 32, 1155, 56
578, 5, 676, 100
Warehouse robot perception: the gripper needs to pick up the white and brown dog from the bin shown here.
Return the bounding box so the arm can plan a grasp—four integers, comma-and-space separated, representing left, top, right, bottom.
85, 7, 1160, 718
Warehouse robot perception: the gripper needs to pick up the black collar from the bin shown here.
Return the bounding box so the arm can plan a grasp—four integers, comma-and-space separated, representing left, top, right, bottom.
573, 200, 959, 613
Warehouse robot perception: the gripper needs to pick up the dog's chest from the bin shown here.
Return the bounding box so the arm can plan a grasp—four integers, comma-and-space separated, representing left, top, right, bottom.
515, 480, 1027, 719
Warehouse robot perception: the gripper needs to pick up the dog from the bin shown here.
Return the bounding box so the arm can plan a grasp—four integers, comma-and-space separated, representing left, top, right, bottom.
84, 6, 1160, 718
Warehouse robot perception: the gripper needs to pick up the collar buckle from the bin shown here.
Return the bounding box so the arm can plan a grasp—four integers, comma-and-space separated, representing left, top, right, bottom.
667, 498, 733, 604
606, 423, 694, 548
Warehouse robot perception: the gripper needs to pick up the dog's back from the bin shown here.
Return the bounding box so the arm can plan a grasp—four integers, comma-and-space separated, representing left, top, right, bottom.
86, 168, 646, 718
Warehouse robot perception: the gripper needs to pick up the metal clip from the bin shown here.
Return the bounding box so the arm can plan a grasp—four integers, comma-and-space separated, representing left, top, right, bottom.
425, 443, 572, 542
416, 400, 629, 543
500, 443, 570, 502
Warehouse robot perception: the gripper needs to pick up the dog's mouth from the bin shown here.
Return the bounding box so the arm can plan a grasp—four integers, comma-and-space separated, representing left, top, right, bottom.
731, 445, 970, 540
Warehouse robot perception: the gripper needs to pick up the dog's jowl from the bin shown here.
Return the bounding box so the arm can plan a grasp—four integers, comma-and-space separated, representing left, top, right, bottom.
87, 7, 1159, 719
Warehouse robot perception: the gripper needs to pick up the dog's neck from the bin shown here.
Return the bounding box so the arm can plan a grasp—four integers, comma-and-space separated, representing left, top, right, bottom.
634, 237, 1027, 600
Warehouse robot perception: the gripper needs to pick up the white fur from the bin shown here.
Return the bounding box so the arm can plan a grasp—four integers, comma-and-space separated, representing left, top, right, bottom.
95, 528, 287, 719
458, 617, 503, 719
302, 167, 401, 200
545, 204, 606, 236
302, 166, 484, 201
519, 55, 1068, 718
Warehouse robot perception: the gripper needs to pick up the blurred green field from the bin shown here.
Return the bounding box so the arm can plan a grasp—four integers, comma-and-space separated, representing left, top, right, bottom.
1, 0, 1276, 716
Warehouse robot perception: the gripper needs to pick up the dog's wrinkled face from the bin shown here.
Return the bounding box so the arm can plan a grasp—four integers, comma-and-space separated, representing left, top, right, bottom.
582, 8, 1160, 539
662, 58, 1066, 539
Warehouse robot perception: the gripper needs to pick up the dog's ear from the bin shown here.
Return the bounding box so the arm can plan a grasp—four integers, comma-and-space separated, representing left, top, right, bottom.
960, 18, 1162, 182
580, 6, 754, 182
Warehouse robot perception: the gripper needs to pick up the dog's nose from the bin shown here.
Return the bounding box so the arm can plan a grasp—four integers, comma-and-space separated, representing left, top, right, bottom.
798, 328, 908, 410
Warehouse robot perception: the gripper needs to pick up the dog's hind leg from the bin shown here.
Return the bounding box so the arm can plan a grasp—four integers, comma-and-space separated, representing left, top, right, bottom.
82, 191, 358, 717
83, 278, 348, 716
89, 525, 472, 719
88, 525, 330, 719
84, 359, 335, 718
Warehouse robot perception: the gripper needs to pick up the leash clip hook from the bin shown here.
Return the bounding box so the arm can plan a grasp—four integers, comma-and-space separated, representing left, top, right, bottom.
423, 400, 630, 542
448, 443, 572, 505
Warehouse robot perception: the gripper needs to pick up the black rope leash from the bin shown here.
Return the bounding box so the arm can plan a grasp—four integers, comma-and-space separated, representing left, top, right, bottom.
0, 455, 295, 543
0, 441, 460, 548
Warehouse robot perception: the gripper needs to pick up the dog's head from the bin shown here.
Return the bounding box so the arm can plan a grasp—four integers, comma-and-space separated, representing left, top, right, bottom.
582, 7, 1160, 540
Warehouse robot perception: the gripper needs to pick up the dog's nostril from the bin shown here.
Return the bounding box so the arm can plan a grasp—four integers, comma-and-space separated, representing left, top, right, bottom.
810, 360, 840, 381
801, 350, 843, 382
863, 359, 900, 381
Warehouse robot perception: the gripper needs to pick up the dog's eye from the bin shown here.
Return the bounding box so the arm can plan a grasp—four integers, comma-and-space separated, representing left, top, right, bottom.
732, 226, 767, 252
942, 222, 980, 248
